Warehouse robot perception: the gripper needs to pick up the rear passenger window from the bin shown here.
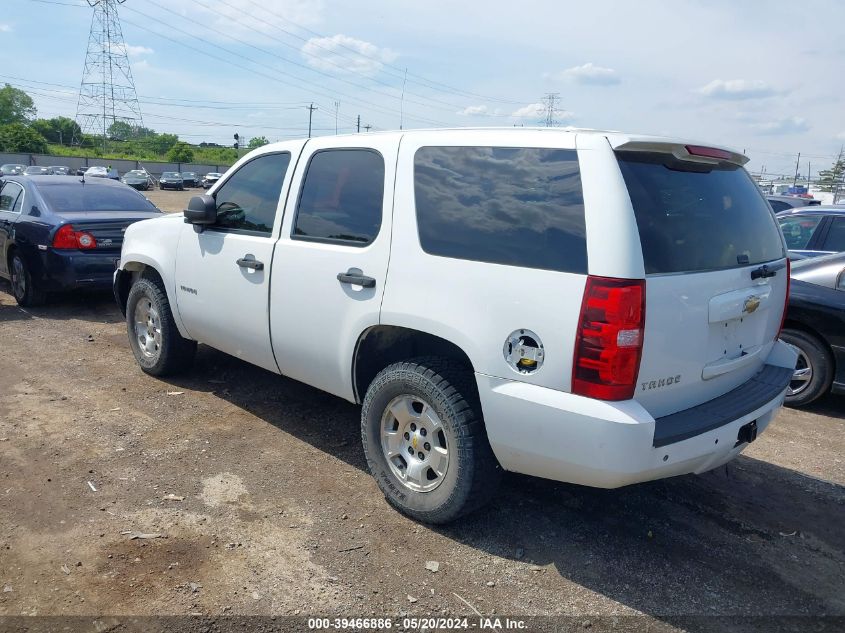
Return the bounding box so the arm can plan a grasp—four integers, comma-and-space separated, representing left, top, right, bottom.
822, 218, 845, 252
618, 152, 785, 274
414, 146, 587, 273
293, 149, 384, 246
213, 152, 290, 234
778, 215, 823, 250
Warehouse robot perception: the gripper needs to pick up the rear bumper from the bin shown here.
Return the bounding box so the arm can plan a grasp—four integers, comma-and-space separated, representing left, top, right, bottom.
37, 248, 121, 291
477, 339, 797, 489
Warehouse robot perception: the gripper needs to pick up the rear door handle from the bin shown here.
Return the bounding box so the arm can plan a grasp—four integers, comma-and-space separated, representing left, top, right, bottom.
337, 269, 376, 288
237, 257, 264, 271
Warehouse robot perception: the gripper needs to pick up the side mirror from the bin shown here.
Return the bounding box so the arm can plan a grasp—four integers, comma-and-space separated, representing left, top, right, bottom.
183, 194, 216, 231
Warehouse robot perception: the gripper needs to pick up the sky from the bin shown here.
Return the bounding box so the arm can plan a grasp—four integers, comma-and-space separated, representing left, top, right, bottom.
1, 0, 843, 178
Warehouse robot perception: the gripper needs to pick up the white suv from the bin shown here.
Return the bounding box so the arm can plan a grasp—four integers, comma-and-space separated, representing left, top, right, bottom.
114, 129, 796, 523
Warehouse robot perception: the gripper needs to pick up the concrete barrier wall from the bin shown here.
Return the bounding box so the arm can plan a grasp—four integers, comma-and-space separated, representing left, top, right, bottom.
0, 152, 231, 177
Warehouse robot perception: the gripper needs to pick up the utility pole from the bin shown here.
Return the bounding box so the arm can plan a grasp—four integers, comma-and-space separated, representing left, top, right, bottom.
542, 93, 561, 127
792, 152, 801, 187
807, 161, 811, 188
306, 103, 317, 138
400, 67, 407, 130
363, 124, 372, 133
356, 114, 360, 133
334, 101, 339, 135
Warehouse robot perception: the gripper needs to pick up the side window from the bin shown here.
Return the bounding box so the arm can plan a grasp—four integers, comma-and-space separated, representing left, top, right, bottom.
778, 215, 823, 250
821, 217, 845, 252
213, 152, 290, 234
414, 146, 587, 273
293, 149, 384, 246
0, 183, 23, 213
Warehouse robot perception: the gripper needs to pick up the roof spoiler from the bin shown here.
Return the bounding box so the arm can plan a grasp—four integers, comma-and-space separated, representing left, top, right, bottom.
613, 140, 749, 166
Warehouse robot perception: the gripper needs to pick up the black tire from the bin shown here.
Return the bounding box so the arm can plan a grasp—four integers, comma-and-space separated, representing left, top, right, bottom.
361, 357, 501, 524
9, 251, 46, 307
780, 328, 834, 407
125, 275, 196, 376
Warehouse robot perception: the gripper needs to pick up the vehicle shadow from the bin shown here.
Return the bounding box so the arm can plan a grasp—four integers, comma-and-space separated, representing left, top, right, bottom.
797, 393, 845, 420
0, 282, 123, 325
165, 346, 845, 624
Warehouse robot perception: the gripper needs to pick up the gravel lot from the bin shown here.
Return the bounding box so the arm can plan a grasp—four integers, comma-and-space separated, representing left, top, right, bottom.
0, 195, 843, 629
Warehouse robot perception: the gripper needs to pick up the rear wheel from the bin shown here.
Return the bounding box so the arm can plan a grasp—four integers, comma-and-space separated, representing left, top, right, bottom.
361, 357, 501, 524
126, 276, 196, 376
9, 252, 46, 307
780, 328, 833, 407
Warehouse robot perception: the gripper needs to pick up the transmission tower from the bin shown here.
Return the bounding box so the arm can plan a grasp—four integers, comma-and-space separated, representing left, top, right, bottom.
74, 0, 144, 149
541, 92, 561, 127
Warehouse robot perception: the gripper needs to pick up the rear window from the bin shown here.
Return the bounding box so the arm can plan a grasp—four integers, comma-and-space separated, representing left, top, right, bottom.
38, 184, 155, 212
618, 152, 784, 274
414, 146, 587, 273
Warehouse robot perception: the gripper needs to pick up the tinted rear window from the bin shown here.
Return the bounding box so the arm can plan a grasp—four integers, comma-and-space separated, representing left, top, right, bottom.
618, 152, 784, 274
39, 184, 155, 212
414, 146, 587, 273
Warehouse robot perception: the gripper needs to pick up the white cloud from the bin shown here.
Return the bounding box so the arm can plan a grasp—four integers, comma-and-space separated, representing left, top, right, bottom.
755, 116, 810, 135
124, 44, 154, 57
836, 132, 845, 141
559, 62, 620, 85
697, 79, 779, 100
511, 102, 545, 118
457, 105, 488, 116
301, 34, 397, 77
0, 24, 11, 33
511, 103, 574, 122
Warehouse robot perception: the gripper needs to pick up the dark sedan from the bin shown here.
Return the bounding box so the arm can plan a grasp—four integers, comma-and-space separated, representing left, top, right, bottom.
159, 171, 184, 190
0, 176, 162, 306
121, 169, 154, 191
49, 166, 71, 176
181, 171, 200, 187
777, 207, 845, 258
780, 254, 845, 406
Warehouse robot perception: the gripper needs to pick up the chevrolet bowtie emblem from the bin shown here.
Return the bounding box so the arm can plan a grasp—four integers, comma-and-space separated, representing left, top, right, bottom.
743, 295, 761, 314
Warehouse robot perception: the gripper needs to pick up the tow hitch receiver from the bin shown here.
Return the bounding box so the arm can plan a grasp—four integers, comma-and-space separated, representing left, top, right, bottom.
735, 420, 758, 446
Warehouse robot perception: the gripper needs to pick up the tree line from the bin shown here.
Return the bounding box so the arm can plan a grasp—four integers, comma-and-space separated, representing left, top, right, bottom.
0, 84, 269, 164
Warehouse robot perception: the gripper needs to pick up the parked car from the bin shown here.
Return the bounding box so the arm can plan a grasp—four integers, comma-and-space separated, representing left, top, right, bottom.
83, 166, 120, 180
115, 130, 795, 523
181, 171, 200, 187
0, 176, 162, 306
23, 166, 52, 176
201, 172, 222, 189
780, 253, 845, 405
49, 166, 71, 176
1, 164, 26, 176
121, 169, 154, 191
159, 171, 184, 190
767, 195, 822, 213
776, 207, 845, 258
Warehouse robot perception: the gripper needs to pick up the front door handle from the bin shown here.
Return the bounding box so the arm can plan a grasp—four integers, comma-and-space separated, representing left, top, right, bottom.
337, 269, 376, 288
237, 257, 264, 271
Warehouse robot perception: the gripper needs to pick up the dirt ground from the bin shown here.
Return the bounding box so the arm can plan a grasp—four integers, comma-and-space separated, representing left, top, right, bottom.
0, 202, 843, 629
144, 187, 199, 214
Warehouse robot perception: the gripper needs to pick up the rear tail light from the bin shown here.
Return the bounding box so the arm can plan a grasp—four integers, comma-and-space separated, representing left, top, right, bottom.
777, 259, 790, 339
572, 276, 646, 401
685, 145, 733, 160
53, 224, 97, 250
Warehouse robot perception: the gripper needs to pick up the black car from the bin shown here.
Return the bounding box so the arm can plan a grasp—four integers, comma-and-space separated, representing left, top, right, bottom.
767, 195, 822, 212
776, 207, 845, 258
159, 171, 184, 190
0, 176, 162, 306
181, 171, 200, 187
780, 254, 845, 406
121, 169, 154, 191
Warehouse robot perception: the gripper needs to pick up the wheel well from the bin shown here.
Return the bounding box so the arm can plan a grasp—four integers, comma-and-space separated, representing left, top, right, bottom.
782, 319, 836, 365
352, 326, 474, 403
116, 262, 164, 313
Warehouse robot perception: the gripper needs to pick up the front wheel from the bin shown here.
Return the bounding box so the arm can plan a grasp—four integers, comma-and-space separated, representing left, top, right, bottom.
780, 329, 833, 407
9, 252, 46, 307
361, 357, 501, 524
126, 276, 196, 376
